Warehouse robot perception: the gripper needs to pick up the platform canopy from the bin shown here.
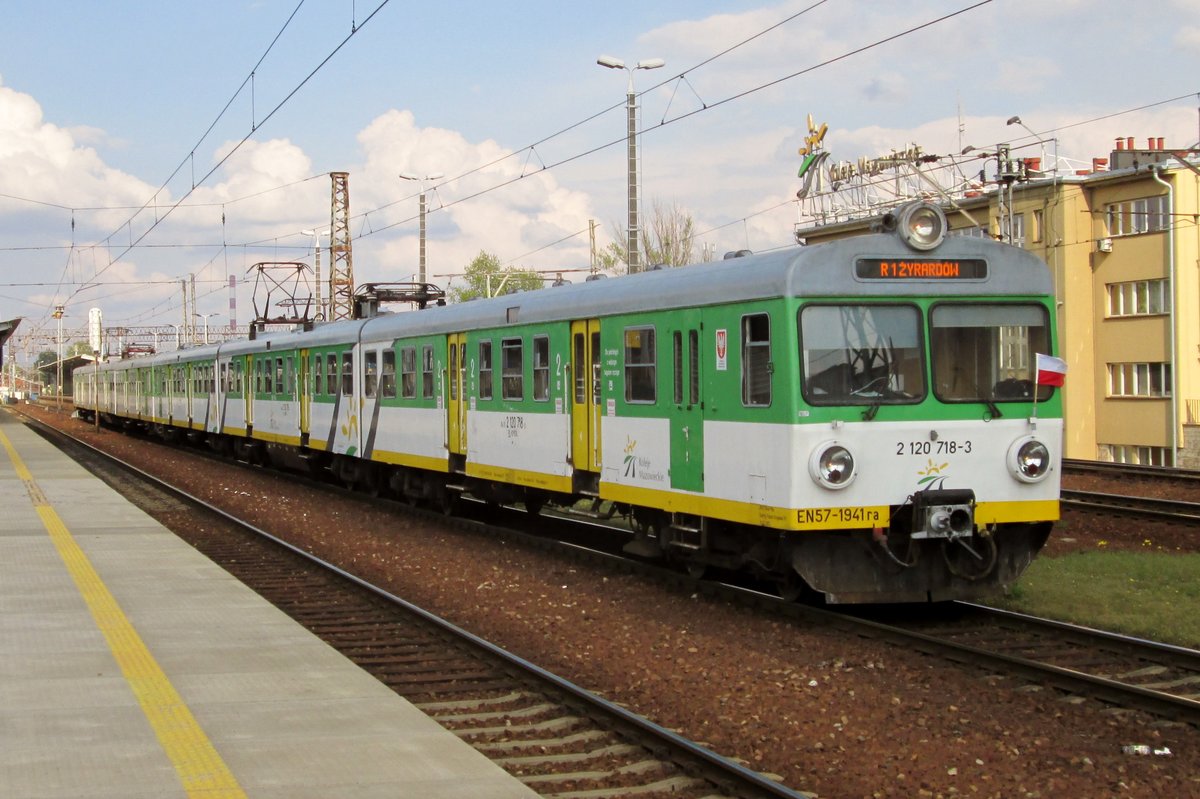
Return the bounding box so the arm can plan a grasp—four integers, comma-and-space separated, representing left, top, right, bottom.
0, 318, 19, 369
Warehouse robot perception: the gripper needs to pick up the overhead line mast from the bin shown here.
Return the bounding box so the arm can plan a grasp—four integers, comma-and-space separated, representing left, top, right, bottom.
328, 172, 354, 321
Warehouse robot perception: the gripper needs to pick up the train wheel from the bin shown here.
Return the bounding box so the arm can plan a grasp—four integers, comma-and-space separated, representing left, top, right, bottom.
524, 494, 545, 517
685, 560, 707, 580
439, 488, 461, 517
777, 574, 806, 603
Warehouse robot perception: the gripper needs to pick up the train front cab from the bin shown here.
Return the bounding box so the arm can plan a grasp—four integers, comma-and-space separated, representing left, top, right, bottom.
784, 204, 1060, 603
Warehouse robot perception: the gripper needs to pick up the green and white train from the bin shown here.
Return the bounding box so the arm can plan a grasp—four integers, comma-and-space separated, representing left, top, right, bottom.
75, 202, 1061, 603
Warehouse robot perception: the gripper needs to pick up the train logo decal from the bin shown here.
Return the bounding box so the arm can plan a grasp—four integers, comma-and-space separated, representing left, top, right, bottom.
340, 412, 359, 456
916, 458, 950, 491
623, 436, 638, 478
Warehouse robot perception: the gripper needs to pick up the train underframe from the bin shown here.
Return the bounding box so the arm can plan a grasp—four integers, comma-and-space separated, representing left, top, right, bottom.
621, 503, 1052, 604
88, 411, 1052, 604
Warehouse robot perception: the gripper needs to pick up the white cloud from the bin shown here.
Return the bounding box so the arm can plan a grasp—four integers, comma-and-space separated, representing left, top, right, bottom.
351, 109, 599, 282
1175, 25, 1200, 52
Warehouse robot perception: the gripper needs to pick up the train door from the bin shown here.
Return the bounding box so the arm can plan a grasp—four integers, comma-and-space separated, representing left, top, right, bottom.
244, 356, 254, 430
570, 319, 602, 472
447, 333, 467, 456
298, 348, 310, 439
670, 313, 704, 492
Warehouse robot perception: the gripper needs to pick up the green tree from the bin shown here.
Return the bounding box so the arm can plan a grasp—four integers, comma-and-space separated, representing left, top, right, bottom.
35, 349, 56, 369
449, 250, 544, 303
600, 200, 698, 274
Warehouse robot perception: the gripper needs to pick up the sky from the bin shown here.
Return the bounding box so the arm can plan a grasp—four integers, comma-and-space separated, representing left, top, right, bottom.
1, 0, 1198, 357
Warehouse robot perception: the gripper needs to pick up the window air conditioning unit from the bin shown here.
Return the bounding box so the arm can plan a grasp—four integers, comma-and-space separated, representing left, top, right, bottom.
1098, 238, 1113, 253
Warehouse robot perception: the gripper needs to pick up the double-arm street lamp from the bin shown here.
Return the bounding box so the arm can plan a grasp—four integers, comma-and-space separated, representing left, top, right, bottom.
597, 54, 665, 274
399, 172, 444, 285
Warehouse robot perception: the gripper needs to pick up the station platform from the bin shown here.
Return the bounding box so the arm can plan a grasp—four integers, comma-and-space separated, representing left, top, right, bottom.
0, 409, 539, 799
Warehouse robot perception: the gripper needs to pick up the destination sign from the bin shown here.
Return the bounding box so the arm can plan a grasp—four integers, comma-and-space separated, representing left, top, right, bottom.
855, 258, 988, 280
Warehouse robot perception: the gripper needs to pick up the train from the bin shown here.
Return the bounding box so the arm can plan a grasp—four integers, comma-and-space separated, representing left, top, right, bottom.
74, 201, 1061, 603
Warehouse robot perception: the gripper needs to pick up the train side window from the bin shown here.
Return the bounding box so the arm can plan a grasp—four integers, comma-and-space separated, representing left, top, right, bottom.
285, 357, 295, 396
313, 355, 323, 396
341, 351, 353, 396
381, 350, 397, 398
573, 333, 586, 403
533, 335, 550, 401
401, 346, 417, 398
672, 332, 683, 405
421, 345, 435, 399
742, 313, 771, 407
449, 344, 459, 401
502, 337, 523, 401
624, 326, 656, 403
689, 330, 699, 406
326, 354, 338, 395
364, 350, 378, 398
479, 340, 493, 400
275, 357, 285, 396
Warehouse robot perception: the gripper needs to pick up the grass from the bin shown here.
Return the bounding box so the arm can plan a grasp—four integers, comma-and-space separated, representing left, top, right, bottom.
990, 552, 1200, 649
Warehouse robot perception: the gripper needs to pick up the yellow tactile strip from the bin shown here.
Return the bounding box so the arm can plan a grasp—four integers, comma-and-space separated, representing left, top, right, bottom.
0, 429, 248, 799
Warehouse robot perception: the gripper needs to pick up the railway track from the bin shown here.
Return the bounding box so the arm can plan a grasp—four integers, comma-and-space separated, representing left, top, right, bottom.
1061, 488, 1200, 524
1063, 458, 1200, 485
833, 602, 1200, 727
21, 407, 1200, 743
20, 412, 812, 799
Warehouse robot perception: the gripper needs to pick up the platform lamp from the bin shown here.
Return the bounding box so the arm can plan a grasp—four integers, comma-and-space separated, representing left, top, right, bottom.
596, 54, 665, 274
399, 172, 444, 286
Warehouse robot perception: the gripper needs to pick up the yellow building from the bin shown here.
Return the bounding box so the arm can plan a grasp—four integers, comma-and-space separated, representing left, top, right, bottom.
796, 139, 1200, 466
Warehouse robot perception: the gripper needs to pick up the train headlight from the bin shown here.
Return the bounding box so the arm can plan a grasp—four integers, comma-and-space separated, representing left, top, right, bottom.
810, 442, 856, 489
895, 201, 947, 251
1008, 436, 1052, 483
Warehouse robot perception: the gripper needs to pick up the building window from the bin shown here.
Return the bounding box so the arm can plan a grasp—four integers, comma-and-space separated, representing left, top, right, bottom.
1107, 362, 1171, 397
532, 335, 550, 401
1100, 444, 1172, 466
949, 225, 989, 239
479, 340, 493, 400
1031, 209, 1043, 244
1105, 195, 1169, 237
624, 326, 656, 403
502, 337, 523, 400
1010, 213, 1025, 247
1106, 279, 1169, 317
741, 313, 771, 406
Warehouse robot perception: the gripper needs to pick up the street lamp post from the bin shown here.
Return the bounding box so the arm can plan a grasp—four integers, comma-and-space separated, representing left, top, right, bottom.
597, 54, 665, 274
301, 228, 330, 320
194, 313, 220, 345
399, 172, 444, 285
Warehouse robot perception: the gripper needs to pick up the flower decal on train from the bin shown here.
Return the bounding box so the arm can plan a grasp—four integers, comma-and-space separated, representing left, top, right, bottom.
623, 436, 638, 478
916, 458, 950, 490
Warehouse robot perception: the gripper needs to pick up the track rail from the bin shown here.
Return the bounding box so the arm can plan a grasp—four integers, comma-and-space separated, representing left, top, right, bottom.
850, 602, 1200, 726
1063, 458, 1200, 484
18, 411, 813, 799
1061, 488, 1200, 524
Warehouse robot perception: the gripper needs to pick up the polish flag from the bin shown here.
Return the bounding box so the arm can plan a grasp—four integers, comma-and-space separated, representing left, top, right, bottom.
1035, 353, 1067, 387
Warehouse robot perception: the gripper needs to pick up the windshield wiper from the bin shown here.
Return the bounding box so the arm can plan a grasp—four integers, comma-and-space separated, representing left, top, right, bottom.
975, 382, 1002, 419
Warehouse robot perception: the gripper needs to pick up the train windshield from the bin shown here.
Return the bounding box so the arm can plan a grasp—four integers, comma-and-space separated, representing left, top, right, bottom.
931, 303, 1052, 402
799, 304, 925, 405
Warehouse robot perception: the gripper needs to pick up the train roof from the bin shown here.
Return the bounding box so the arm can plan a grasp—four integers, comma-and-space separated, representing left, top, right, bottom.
81, 231, 1050, 371
348, 231, 1051, 341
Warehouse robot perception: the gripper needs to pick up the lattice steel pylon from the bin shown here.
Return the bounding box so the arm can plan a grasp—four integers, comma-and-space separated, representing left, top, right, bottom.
328, 171, 355, 320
